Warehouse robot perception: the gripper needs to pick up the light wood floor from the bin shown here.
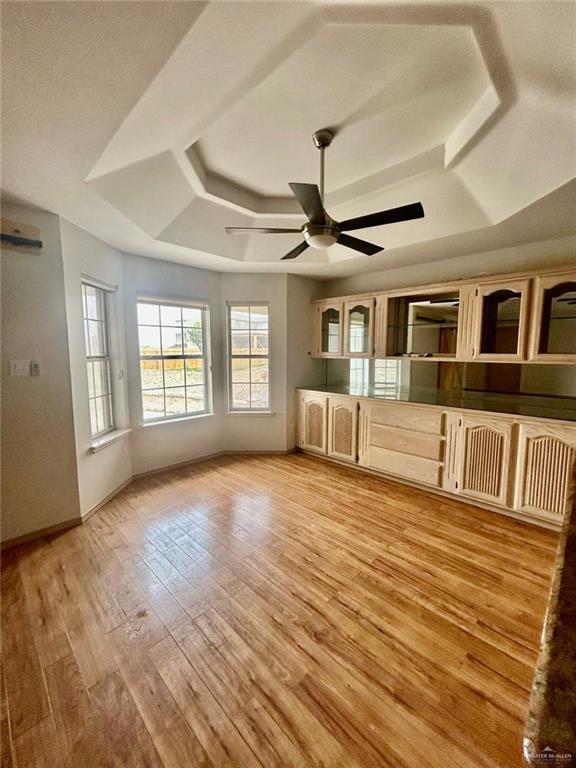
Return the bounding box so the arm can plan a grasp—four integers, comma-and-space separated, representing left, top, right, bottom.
1, 453, 558, 768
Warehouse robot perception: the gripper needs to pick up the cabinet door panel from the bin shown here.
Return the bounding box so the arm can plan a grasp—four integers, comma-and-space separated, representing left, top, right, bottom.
472, 279, 530, 361
298, 394, 328, 454
528, 273, 576, 362
327, 397, 358, 462
459, 416, 513, 506
344, 298, 374, 358
315, 302, 344, 358
514, 423, 576, 522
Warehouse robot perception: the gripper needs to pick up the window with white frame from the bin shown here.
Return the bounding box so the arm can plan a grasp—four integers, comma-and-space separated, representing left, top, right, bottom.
137, 300, 210, 422
82, 283, 114, 437
227, 303, 270, 410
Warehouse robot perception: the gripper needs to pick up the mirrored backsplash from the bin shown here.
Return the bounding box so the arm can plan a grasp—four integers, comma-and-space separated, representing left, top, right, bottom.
322, 359, 576, 400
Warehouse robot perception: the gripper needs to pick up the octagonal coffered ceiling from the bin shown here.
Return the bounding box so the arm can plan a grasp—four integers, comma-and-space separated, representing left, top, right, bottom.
2, 1, 575, 276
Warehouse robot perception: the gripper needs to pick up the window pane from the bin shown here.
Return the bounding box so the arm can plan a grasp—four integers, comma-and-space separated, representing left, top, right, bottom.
89, 399, 98, 436
250, 358, 268, 383
165, 387, 186, 415
93, 360, 110, 397
232, 383, 250, 410
182, 307, 203, 327
87, 320, 106, 356
185, 359, 204, 386
230, 306, 250, 330
138, 325, 161, 355
231, 330, 250, 355
84, 285, 99, 320
138, 303, 160, 325
250, 331, 268, 355
164, 359, 185, 388
250, 306, 268, 328
142, 389, 165, 420
183, 324, 203, 355
186, 385, 205, 412
251, 384, 269, 409
161, 304, 182, 326
95, 396, 112, 434
140, 359, 163, 389
161, 327, 183, 356
231, 358, 250, 382
87, 361, 96, 398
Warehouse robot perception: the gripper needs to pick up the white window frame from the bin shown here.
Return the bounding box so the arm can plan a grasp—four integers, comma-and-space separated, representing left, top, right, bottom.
137, 297, 212, 424
82, 281, 115, 439
226, 302, 271, 412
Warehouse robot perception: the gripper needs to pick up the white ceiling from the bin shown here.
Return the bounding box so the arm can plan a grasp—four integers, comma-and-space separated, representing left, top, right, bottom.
2, 1, 575, 279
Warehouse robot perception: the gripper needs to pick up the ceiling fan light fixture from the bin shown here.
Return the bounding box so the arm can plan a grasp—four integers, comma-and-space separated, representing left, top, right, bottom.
303, 224, 339, 249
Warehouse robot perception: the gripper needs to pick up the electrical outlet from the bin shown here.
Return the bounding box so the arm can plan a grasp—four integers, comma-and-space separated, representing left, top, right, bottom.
30, 360, 40, 376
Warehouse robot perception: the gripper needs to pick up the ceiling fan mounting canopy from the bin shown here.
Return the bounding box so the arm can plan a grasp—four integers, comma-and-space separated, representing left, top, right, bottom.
225, 129, 425, 260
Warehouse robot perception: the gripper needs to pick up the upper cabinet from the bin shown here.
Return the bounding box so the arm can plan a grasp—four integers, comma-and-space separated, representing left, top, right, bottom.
315, 301, 344, 357
528, 273, 576, 362
472, 278, 530, 361
343, 298, 374, 357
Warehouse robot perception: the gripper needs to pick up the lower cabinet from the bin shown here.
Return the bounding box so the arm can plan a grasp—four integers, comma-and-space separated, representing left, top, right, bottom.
513, 422, 576, 523
458, 414, 514, 507
327, 396, 358, 462
297, 393, 328, 454
297, 390, 576, 526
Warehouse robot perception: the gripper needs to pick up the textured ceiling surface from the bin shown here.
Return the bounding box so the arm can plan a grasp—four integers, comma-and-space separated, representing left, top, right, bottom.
2, 1, 575, 277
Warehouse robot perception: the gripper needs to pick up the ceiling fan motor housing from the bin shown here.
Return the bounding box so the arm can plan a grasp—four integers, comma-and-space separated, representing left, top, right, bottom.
303, 222, 340, 249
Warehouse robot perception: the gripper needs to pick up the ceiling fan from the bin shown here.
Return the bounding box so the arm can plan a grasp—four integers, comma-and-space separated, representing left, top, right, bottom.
225, 129, 425, 260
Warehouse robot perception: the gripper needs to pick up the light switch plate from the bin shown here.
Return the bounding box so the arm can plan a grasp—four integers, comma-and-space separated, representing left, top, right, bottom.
10, 359, 30, 376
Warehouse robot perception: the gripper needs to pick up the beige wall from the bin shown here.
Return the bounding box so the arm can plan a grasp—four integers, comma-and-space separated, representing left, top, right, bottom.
321, 235, 576, 298
1, 204, 80, 542
60, 219, 133, 517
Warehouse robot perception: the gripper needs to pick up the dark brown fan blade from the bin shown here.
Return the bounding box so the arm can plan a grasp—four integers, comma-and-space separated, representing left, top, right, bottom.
226, 227, 301, 234
289, 183, 326, 224
281, 241, 309, 260
340, 202, 424, 231
337, 233, 383, 255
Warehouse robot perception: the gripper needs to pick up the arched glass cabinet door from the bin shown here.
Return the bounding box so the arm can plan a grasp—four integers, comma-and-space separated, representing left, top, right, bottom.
473, 279, 530, 360
344, 298, 374, 357
530, 274, 576, 360
320, 306, 342, 355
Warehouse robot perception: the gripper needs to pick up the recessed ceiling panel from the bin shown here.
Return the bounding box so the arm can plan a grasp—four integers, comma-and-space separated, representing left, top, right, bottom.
195, 23, 489, 197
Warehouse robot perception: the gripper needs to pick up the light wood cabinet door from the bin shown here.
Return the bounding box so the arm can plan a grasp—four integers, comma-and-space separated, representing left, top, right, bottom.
514, 422, 576, 523
298, 393, 328, 454
472, 278, 530, 361
314, 301, 344, 358
456, 285, 478, 361
458, 415, 514, 506
528, 272, 576, 362
327, 397, 358, 463
344, 298, 374, 358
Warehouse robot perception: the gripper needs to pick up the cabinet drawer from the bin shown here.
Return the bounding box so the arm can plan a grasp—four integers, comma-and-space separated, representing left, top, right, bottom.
370, 424, 443, 461
368, 446, 442, 487
369, 403, 444, 435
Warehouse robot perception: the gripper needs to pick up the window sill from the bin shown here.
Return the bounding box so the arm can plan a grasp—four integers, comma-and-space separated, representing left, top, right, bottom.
90, 428, 132, 453
142, 412, 215, 428
225, 410, 276, 417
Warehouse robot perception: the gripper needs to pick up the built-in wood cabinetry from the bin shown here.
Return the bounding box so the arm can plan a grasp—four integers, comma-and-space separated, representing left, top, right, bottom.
458, 414, 513, 507
297, 393, 328, 454
312, 266, 575, 363
315, 301, 344, 358
514, 423, 576, 523
343, 297, 374, 357
297, 390, 576, 528
528, 272, 576, 362
327, 396, 358, 462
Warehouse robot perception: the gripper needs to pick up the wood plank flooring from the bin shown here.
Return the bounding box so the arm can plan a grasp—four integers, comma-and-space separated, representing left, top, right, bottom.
1, 453, 558, 768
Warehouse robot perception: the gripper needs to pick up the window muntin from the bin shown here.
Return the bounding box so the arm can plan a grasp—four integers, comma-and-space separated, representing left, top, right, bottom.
137, 300, 210, 422
82, 283, 114, 438
228, 304, 270, 410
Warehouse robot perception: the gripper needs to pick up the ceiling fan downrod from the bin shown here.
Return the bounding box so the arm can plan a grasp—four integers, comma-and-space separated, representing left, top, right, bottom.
312, 129, 334, 203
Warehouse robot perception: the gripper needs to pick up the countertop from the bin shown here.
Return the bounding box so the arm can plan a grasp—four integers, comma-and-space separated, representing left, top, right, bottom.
298, 384, 576, 423
524, 481, 576, 766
